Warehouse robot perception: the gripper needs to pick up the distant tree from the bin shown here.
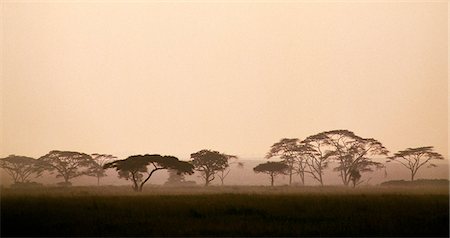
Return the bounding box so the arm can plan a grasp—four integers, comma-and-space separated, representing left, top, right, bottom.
190, 149, 230, 186
266, 138, 308, 185
0, 155, 44, 184
104, 154, 194, 192
87, 153, 117, 186
302, 134, 336, 186
318, 130, 388, 186
38, 150, 96, 186
164, 169, 196, 186
164, 169, 186, 186
253, 162, 289, 186
388, 147, 444, 181
217, 155, 243, 186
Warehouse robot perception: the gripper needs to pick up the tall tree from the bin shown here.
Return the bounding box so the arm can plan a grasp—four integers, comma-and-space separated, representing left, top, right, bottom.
104, 154, 193, 192
190, 149, 230, 186
318, 130, 388, 186
253, 162, 289, 186
266, 138, 308, 185
38, 150, 96, 185
88, 153, 117, 186
0, 155, 44, 184
217, 155, 243, 186
302, 134, 336, 186
388, 146, 444, 181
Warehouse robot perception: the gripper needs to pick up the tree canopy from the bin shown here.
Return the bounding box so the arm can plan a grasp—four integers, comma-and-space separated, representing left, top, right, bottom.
190, 149, 231, 186
253, 161, 289, 186
38, 150, 96, 185
388, 146, 444, 181
266, 138, 309, 185
302, 133, 337, 186
87, 153, 117, 186
104, 154, 194, 191
316, 130, 388, 186
0, 155, 44, 184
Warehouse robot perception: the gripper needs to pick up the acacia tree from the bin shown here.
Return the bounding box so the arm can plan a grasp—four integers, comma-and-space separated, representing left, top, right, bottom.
388, 146, 444, 181
266, 138, 308, 185
38, 150, 96, 185
0, 155, 44, 184
318, 130, 388, 186
217, 155, 243, 186
104, 154, 193, 192
87, 153, 117, 186
302, 134, 336, 186
190, 149, 230, 186
253, 162, 288, 186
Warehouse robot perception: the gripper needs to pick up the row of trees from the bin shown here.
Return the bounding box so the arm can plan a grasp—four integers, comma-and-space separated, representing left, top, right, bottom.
0, 149, 243, 191
0, 129, 445, 190
0, 152, 116, 186
254, 130, 444, 186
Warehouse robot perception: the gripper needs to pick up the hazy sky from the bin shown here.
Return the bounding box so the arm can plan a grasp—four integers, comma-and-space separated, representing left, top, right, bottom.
1, 1, 448, 161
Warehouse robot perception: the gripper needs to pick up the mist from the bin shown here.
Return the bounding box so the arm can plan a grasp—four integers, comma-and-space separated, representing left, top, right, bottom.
1, 1, 448, 237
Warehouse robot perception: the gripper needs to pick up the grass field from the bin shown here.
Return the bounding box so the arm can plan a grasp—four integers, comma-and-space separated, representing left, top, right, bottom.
1, 185, 449, 237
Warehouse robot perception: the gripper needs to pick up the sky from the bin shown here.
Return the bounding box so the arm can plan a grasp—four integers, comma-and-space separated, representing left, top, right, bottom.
1, 1, 448, 162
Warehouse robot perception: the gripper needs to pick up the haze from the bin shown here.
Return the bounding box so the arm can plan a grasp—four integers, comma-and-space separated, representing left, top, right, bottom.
1, 1, 448, 162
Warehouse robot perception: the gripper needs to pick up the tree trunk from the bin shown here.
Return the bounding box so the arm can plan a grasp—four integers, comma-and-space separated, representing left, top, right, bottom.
97, 176, 100, 186
411, 171, 415, 181
343, 172, 350, 186
318, 172, 323, 186
289, 168, 292, 185
270, 174, 274, 186
205, 175, 210, 186
298, 172, 304, 186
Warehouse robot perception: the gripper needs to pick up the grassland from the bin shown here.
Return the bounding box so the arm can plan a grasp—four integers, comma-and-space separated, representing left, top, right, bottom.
1, 185, 449, 237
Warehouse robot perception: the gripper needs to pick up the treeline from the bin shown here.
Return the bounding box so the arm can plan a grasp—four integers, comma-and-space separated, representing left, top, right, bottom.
0, 129, 444, 191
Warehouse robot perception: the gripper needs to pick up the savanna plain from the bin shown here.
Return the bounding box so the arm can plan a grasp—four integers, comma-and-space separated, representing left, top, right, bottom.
1, 185, 448, 237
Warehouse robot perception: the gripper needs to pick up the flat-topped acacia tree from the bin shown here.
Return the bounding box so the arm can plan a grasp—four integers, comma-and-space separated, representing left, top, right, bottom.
38, 150, 96, 186
388, 146, 444, 181
253, 161, 289, 186
0, 155, 44, 184
104, 154, 194, 192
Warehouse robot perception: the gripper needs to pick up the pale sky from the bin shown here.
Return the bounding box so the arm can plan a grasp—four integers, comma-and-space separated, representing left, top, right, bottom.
1, 1, 448, 161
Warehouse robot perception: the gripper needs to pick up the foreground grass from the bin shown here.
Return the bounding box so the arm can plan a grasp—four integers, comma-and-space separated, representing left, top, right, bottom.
1, 186, 449, 237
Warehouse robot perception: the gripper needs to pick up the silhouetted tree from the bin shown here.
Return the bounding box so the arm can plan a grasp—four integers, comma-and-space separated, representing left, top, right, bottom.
266, 138, 308, 185
388, 147, 444, 181
253, 162, 289, 186
87, 153, 117, 186
302, 134, 337, 186
0, 155, 44, 184
190, 149, 230, 186
217, 155, 243, 186
104, 154, 194, 192
349, 168, 362, 187
38, 150, 96, 186
319, 130, 388, 186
